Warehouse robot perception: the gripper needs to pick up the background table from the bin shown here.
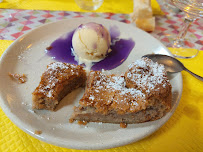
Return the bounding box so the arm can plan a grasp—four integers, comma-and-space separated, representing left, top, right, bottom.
0, 9, 202, 50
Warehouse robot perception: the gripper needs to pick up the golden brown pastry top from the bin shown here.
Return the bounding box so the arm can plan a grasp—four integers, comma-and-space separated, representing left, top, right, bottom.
79, 58, 172, 114
32, 62, 85, 99
125, 57, 171, 99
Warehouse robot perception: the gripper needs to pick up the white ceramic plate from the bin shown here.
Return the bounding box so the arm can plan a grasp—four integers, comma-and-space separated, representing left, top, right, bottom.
0, 18, 182, 150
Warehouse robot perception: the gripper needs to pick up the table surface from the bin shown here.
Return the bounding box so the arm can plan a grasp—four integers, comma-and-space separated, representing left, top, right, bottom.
0, 9, 202, 50
0, 1, 203, 152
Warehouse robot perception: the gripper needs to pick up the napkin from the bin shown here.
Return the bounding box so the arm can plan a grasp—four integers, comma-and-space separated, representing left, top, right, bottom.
0, 0, 162, 15
0, 40, 203, 152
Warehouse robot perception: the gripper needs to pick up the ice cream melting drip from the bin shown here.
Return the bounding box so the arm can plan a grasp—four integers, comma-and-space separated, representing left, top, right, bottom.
46, 24, 135, 71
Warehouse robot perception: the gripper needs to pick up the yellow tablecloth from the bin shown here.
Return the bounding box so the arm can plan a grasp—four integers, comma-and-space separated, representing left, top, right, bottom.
0, 0, 163, 15
0, 40, 203, 152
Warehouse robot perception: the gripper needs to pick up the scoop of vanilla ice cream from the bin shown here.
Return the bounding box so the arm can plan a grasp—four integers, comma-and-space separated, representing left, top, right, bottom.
72, 22, 111, 62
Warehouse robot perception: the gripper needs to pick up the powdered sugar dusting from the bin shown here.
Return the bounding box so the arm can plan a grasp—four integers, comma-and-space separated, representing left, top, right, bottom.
93, 72, 145, 98
126, 58, 169, 93
89, 95, 95, 100
47, 62, 77, 72
37, 62, 80, 98
80, 71, 148, 114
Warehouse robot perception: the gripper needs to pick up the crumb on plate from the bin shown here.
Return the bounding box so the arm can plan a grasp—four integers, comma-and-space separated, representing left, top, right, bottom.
34, 130, 42, 135
8, 73, 27, 83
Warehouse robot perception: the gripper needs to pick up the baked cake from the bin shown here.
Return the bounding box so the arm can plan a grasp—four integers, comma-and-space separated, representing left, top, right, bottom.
32, 62, 86, 110
70, 58, 172, 126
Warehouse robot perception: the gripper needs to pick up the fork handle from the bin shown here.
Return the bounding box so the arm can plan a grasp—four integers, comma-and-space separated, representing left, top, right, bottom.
184, 68, 203, 81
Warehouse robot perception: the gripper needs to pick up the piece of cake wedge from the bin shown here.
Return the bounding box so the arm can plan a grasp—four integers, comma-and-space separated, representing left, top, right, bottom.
32, 62, 86, 110
70, 58, 172, 126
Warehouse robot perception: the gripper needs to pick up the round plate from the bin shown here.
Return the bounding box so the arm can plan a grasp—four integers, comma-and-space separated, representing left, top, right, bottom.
0, 18, 182, 150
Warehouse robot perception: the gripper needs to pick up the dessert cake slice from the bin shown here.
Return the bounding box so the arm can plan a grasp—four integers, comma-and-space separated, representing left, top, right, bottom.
32, 62, 86, 110
70, 58, 172, 126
